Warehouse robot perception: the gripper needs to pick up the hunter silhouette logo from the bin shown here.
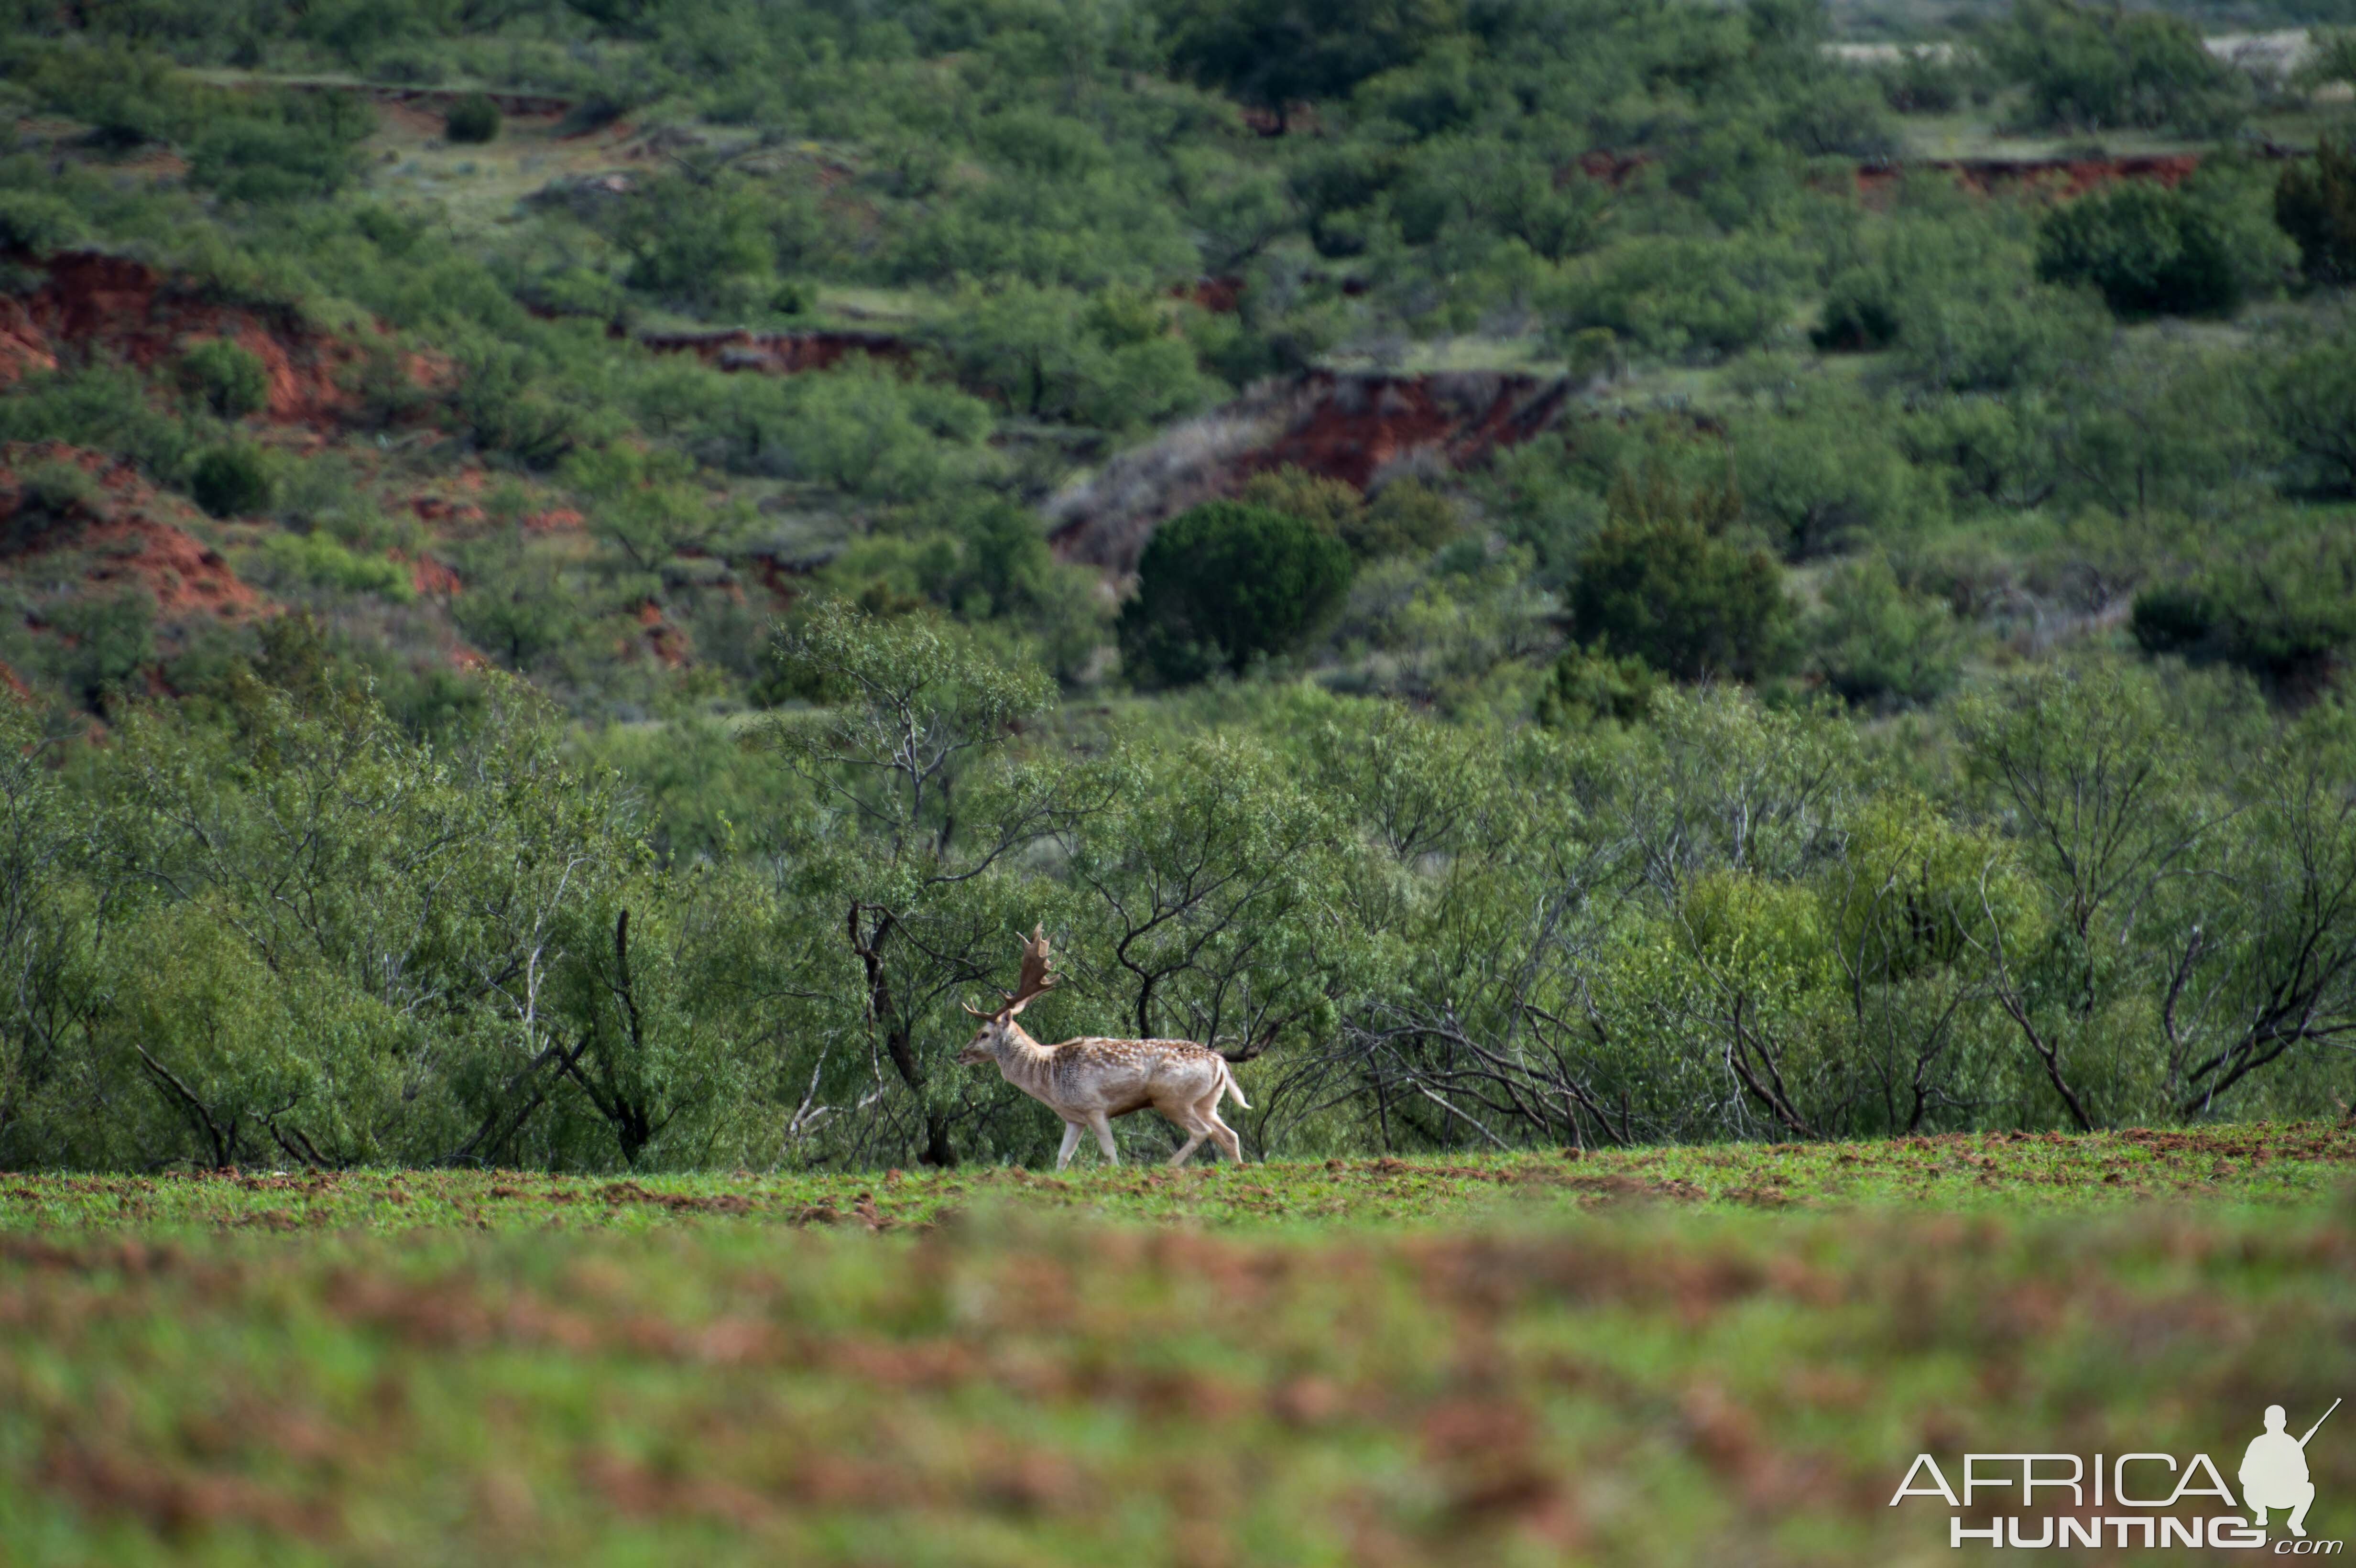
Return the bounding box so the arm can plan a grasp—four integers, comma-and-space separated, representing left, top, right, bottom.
2245, 1400, 2335, 1539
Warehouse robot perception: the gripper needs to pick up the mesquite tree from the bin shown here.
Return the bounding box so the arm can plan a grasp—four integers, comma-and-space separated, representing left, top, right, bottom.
760, 601, 1102, 1166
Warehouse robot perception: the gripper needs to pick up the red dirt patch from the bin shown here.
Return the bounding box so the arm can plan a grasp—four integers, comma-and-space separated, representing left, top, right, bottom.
79, 517, 261, 618
744, 553, 811, 608
387, 549, 462, 599
1854, 153, 2204, 204
0, 251, 436, 426
1564, 149, 1653, 189
628, 599, 689, 668
1047, 370, 1574, 575
1173, 276, 1244, 314
1246, 370, 1574, 491
1, 442, 264, 621
408, 495, 486, 527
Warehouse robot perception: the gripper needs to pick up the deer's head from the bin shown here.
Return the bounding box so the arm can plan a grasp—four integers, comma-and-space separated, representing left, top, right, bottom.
958, 924, 1058, 1065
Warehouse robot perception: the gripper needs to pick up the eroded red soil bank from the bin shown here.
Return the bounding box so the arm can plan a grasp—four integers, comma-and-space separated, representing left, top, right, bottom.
0, 251, 431, 426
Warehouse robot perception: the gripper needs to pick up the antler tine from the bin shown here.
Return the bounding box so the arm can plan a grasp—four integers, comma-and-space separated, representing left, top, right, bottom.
1003, 922, 1058, 1015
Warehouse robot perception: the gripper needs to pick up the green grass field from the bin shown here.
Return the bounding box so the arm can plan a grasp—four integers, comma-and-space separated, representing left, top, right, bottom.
3, 1125, 2352, 1565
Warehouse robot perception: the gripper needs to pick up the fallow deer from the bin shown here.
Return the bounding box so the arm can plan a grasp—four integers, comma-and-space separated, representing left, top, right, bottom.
958, 926, 1249, 1169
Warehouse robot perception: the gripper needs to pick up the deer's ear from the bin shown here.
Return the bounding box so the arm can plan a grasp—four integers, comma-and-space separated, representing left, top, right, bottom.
1002, 994, 1033, 1019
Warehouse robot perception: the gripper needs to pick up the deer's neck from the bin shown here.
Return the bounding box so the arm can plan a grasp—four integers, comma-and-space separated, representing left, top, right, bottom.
993, 1025, 1058, 1102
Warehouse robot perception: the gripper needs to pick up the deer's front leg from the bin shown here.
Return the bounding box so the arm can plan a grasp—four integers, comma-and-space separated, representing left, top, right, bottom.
1087, 1111, 1119, 1166
1056, 1121, 1084, 1171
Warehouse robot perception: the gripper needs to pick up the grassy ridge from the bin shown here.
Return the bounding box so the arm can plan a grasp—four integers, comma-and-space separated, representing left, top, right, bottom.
1, 1122, 2349, 1235
1, 1127, 2353, 1565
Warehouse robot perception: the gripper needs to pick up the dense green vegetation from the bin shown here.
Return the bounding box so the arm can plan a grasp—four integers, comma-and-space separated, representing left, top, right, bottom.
0, 0, 2353, 1173
4, 629, 2356, 1172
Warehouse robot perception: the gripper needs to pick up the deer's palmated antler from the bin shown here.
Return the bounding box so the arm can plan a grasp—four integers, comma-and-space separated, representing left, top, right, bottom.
964, 924, 1059, 1019
1003, 923, 1058, 1016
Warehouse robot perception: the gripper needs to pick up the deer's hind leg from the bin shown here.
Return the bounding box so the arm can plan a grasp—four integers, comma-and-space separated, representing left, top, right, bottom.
1195, 1088, 1245, 1165
1160, 1098, 1211, 1166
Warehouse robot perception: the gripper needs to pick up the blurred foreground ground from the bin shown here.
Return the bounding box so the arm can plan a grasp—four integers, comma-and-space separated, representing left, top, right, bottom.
1, 1125, 2351, 1565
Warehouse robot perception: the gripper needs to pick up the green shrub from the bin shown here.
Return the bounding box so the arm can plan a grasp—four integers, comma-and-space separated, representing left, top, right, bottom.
5, 458, 101, 552
1732, 392, 1939, 560
1995, 0, 2247, 135
0, 367, 197, 481
2036, 183, 2240, 318
0, 191, 85, 256
451, 342, 581, 469
175, 339, 271, 419
450, 538, 588, 671
1805, 555, 1962, 709
17, 40, 204, 151
1353, 480, 1463, 559
2131, 526, 2356, 686
1237, 467, 1362, 538
1811, 267, 1901, 351
444, 94, 501, 144
1545, 234, 1806, 361
1877, 48, 1971, 114
46, 591, 154, 707
1234, 468, 1463, 560
1162, 0, 1456, 131
1568, 514, 1792, 682
2263, 323, 2356, 494
933, 281, 1216, 431
613, 173, 773, 309
2275, 138, 2356, 287
707, 361, 991, 500
189, 444, 274, 518
188, 117, 360, 204
248, 532, 415, 602
1536, 642, 1659, 729
1893, 279, 2110, 393
2129, 582, 2217, 655
1118, 502, 1354, 686
1828, 205, 2114, 392
16, 458, 99, 517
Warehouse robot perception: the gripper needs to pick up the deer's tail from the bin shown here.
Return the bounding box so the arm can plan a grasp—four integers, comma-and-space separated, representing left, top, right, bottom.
1220, 1058, 1250, 1110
